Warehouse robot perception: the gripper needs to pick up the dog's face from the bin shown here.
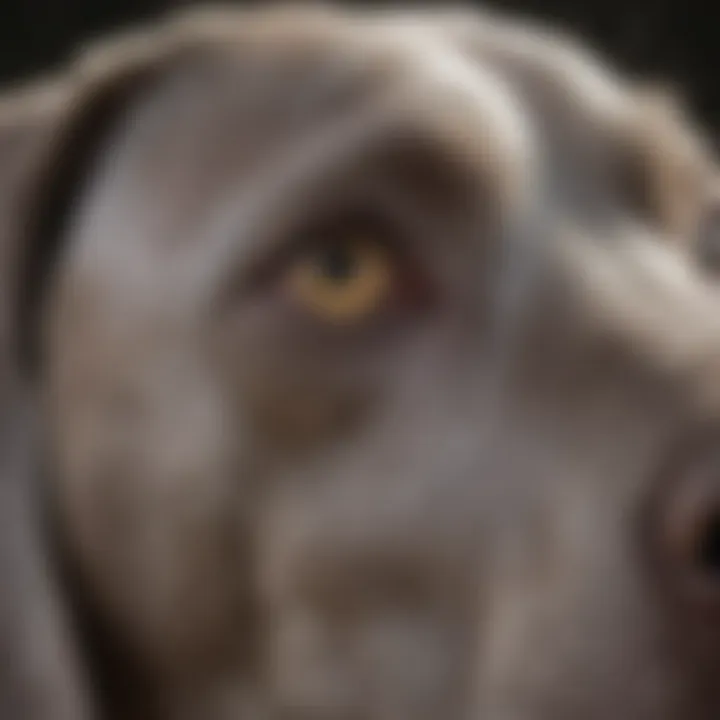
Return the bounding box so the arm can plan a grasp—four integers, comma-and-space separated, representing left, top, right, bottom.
4, 5, 720, 720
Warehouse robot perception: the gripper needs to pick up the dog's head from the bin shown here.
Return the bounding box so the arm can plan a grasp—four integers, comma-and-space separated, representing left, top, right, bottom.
3, 5, 720, 719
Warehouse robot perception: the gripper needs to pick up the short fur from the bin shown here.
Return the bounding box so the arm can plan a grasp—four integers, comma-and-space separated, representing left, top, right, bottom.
2, 4, 720, 719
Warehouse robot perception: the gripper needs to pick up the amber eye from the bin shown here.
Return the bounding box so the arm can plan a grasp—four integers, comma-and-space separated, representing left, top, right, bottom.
654, 447, 720, 610
284, 237, 394, 323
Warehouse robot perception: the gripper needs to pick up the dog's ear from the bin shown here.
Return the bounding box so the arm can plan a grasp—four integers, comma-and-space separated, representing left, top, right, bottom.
445, 14, 720, 257
0, 14, 241, 718
619, 85, 720, 256
0, 80, 97, 720
631, 88, 720, 277
0, 372, 93, 720
2, 21, 218, 373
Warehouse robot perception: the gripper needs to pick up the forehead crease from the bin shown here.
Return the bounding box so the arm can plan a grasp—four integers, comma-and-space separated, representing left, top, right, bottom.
202, 20, 540, 198
443, 12, 632, 123
437, 13, 636, 202
157, 15, 540, 202
376, 22, 538, 179
554, 228, 720, 388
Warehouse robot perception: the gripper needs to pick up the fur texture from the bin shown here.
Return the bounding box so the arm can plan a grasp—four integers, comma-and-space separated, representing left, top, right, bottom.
2, 5, 720, 719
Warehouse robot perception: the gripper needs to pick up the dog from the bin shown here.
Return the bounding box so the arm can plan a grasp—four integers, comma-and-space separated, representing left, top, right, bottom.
2, 4, 720, 719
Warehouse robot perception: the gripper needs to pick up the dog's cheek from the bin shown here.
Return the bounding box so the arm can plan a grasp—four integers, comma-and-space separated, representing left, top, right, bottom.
44, 277, 259, 678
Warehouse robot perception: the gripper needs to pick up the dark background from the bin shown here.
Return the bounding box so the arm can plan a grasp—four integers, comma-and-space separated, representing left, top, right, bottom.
1, 0, 717, 134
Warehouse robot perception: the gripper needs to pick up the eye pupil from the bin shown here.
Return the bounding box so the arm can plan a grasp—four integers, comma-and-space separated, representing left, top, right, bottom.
316, 244, 358, 283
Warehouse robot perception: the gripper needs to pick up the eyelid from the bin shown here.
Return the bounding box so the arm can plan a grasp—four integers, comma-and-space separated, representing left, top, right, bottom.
221, 193, 421, 304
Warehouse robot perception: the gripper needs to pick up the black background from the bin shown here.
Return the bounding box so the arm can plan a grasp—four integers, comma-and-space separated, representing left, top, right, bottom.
1, 0, 717, 134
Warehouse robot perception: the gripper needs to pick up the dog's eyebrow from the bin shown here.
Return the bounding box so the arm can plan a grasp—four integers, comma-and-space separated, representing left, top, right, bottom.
172, 47, 539, 301
177, 101, 438, 302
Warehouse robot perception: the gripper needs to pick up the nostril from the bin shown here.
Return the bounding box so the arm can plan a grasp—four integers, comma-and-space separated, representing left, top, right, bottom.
650, 439, 720, 611
695, 512, 720, 578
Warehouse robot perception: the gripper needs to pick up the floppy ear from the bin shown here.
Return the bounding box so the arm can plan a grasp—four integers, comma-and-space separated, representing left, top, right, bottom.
0, 13, 245, 718
620, 85, 720, 253
0, 85, 95, 720
445, 13, 720, 255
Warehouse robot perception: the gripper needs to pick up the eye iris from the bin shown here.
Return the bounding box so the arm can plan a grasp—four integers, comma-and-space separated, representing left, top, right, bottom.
287, 239, 393, 321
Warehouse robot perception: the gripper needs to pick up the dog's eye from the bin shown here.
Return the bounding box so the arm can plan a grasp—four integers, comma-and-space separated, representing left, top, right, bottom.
283, 236, 395, 324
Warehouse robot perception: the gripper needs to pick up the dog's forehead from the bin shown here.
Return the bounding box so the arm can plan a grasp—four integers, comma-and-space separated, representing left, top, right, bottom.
63, 12, 543, 291
88, 11, 537, 203
59, 4, 657, 272
55, 6, 720, 410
